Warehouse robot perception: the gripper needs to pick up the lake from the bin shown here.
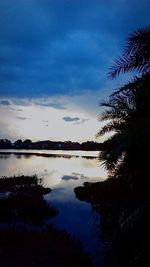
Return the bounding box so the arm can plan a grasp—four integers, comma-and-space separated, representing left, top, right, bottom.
0, 150, 107, 265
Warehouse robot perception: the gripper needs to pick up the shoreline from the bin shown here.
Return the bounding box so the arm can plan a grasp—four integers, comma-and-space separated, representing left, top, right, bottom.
0, 175, 94, 267
0, 149, 98, 158
75, 178, 150, 267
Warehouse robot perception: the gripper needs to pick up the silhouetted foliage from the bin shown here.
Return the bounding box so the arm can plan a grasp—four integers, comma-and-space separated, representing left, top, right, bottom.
14, 139, 23, 148
108, 26, 150, 78
75, 26, 150, 267
0, 175, 56, 224
0, 226, 93, 267
98, 27, 150, 191
0, 139, 12, 148
0, 139, 102, 151
0, 175, 93, 267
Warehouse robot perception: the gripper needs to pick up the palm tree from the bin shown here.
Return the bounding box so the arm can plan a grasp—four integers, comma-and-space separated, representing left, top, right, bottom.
98, 27, 150, 189
108, 27, 150, 79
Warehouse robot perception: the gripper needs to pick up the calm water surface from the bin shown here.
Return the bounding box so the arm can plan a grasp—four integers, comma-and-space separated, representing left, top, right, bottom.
0, 150, 107, 264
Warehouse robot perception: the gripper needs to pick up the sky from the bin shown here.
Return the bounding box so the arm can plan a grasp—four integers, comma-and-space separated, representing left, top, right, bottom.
0, 0, 150, 142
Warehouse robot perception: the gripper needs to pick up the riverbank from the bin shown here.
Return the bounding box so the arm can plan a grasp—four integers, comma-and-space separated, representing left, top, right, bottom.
0, 175, 57, 224
0, 175, 94, 267
75, 178, 150, 267
0, 149, 98, 158
0, 225, 93, 267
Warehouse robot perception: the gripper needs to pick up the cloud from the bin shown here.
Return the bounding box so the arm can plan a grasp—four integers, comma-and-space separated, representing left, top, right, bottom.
0, 97, 67, 110
34, 101, 66, 110
0, 100, 11, 106
81, 118, 90, 123
61, 175, 78, 181
0, 0, 149, 98
0, 93, 108, 142
10, 108, 23, 111
72, 172, 89, 179
16, 116, 28, 120
74, 118, 90, 125
63, 116, 80, 122
0, 0, 149, 142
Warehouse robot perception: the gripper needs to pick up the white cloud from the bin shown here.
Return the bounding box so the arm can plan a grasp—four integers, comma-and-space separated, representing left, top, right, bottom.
0, 90, 112, 142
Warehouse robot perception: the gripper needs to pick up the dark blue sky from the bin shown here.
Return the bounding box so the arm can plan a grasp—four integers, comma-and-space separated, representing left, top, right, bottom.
0, 0, 150, 141
0, 0, 150, 98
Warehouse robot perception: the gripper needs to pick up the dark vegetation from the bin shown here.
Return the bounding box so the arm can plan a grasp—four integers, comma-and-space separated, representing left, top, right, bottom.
75, 179, 150, 267
0, 226, 93, 267
0, 139, 103, 151
0, 175, 56, 224
75, 27, 150, 267
0, 175, 94, 267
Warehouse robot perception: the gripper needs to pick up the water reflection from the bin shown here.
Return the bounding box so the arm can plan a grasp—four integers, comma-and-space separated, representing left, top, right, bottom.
0, 149, 99, 158
0, 154, 11, 160
0, 151, 107, 264
61, 175, 79, 181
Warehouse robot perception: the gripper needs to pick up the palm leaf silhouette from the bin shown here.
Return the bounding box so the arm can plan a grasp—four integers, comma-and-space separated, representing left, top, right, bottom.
98, 27, 150, 181
108, 27, 150, 79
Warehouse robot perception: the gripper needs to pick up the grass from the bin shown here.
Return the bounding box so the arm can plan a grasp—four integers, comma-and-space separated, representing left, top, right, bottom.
0, 174, 44, 192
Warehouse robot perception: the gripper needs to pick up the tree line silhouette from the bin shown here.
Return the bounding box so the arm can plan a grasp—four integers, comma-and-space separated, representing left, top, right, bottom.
0, 138, 103, 151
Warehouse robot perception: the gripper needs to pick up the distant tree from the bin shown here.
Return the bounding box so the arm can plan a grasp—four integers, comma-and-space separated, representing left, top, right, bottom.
0, 139, 11, 149
4, 139, 11, 148
0, 139, 5, 148
22, 139, 32, 149
14, 139, 23, 149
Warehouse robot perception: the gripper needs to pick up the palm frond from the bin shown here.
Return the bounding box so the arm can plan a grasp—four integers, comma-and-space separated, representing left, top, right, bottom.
100, 110, 123, 121
108, 27, 150, 79
125, 27, 150, 56
98, 134, 127, 170
98, 27, 150, 178
96, 120, 124, 137
112, 73, 150, 95
99, 91, 135, 122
